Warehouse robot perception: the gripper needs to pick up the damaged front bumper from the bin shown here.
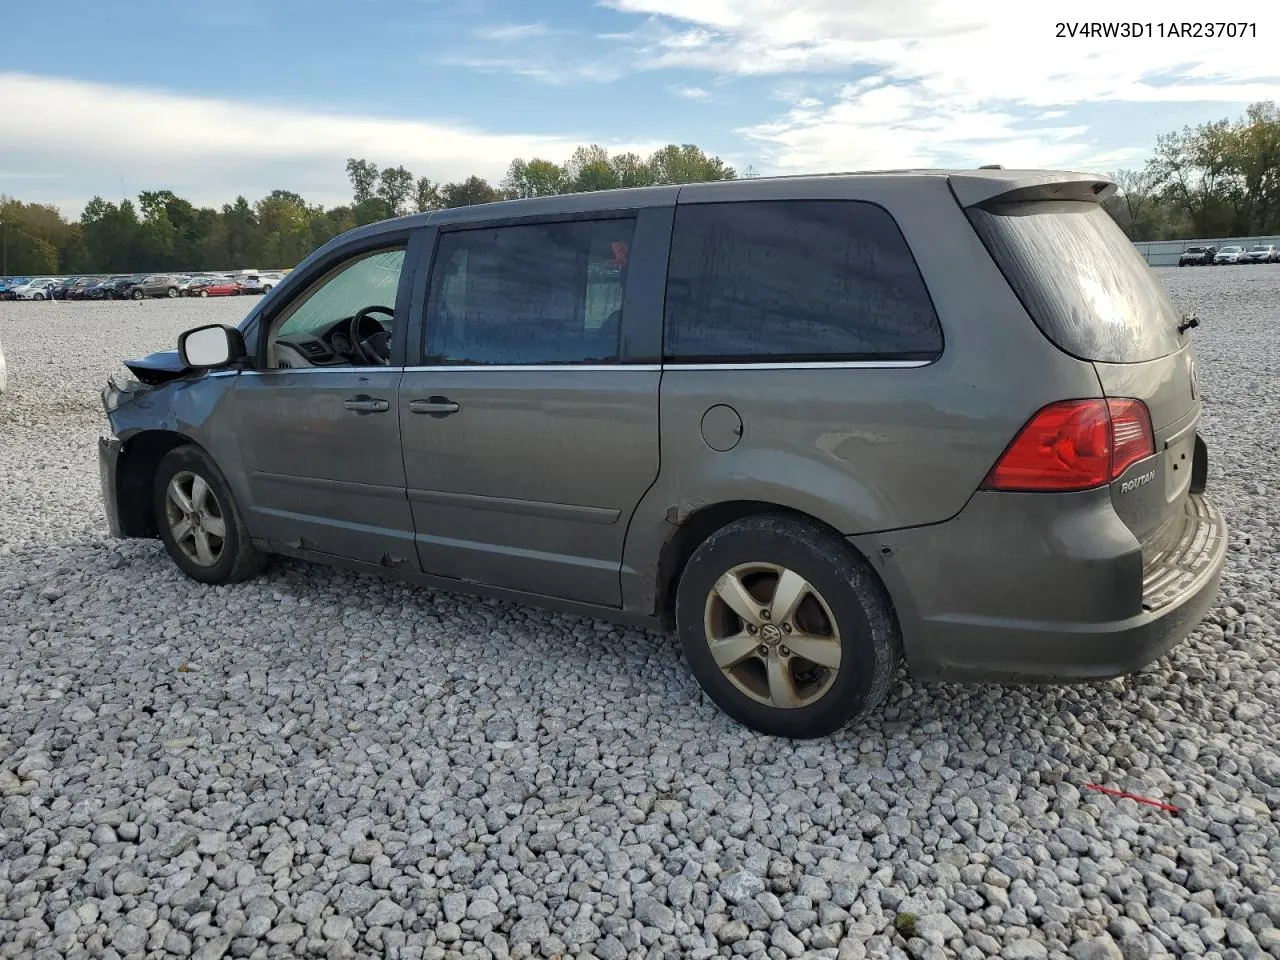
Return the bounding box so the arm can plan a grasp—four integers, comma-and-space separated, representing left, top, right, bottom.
99, 374, 154, 539
99, 435, 126, 538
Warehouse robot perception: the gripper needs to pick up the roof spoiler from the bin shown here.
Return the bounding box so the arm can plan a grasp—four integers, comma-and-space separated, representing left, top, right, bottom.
949, 170, 1117, 208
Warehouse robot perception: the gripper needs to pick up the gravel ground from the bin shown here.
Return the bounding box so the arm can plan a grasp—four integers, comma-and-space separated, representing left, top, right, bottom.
1, 273, 1279, 960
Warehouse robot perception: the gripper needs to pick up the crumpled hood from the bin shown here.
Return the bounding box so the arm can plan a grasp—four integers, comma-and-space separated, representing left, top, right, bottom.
121, 350, 189, 385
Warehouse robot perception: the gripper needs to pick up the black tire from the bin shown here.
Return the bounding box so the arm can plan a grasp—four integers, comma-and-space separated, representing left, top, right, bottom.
200, 290, 209, 298
167, 287, 178, 298
675, 514, 901, 738
131, 288, 144, 300
153, 445, 265, 585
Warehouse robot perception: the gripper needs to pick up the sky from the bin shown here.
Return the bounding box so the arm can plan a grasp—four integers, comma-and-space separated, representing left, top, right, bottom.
2, 0, 1278, 217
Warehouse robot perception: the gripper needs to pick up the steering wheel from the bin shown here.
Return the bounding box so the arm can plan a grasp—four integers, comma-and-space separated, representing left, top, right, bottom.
349, 306, 395, 365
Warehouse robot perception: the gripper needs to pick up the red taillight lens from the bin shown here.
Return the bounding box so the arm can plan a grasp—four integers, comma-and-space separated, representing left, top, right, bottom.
1106, 398, 1156, 478
983, 398, 1155, 492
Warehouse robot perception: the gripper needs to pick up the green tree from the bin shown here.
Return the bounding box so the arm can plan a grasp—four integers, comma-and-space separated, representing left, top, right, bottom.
646, 144, 736, 185
256, 191, 313, 267
377, 165, 416, 216
609, 152, 655, 189
414, 177, 443, 213
1149, 119, 1242, 237
345, 158, 380, 205
1231, 101, 1280, 234
503, 158, 568, 198
80, 197, 142, 272
440, 176, 504, 207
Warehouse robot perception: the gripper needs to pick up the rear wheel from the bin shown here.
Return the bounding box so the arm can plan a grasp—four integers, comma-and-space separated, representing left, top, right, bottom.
167, 287, 178, 298
153, 446, 265, 585
675, 515, 901, 738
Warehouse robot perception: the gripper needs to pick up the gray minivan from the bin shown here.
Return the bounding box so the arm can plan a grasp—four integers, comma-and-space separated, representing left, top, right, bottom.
99, 169, 1226, 737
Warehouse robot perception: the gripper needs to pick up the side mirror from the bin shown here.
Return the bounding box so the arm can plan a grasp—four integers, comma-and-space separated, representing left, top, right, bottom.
178, 324, 246, 369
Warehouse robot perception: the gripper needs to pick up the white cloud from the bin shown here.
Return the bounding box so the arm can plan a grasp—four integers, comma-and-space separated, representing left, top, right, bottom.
0, 72, 659, 215
599, 0, 1280, 170
671, 85, 712, 100
476, 22, 556, 42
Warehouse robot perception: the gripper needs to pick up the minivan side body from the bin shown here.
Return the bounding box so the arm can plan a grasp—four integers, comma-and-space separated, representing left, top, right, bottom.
99, 169, 1226, 735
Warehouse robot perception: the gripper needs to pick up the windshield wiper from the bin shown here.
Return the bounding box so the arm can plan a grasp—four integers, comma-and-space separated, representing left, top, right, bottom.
1177, 312, 1200, 334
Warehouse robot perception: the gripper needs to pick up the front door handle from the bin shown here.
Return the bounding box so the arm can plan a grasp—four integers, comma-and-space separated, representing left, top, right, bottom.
343, 395, 390, 414
408, 397, 461, 416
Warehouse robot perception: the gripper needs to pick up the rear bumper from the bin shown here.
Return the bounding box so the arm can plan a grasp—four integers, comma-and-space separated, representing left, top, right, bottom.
99, 436, 126, 538
853, 490, 1227, 684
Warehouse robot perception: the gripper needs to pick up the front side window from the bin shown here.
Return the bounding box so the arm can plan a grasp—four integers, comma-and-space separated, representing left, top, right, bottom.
663, 200, 943, 363
267, 248, 406, 367
423, 218, 635, 365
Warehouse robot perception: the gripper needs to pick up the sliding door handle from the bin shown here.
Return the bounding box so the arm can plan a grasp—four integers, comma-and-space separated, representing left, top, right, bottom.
343, 396, 390, 414
408, 397, 460, 416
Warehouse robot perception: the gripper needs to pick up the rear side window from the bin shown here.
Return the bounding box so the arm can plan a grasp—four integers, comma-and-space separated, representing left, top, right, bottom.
968, 200, 1182, 364
663, 200, 942, 363
424, 218, 634, 365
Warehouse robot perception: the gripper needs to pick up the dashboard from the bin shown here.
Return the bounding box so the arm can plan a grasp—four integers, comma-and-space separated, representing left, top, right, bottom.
272, 315, 390, 369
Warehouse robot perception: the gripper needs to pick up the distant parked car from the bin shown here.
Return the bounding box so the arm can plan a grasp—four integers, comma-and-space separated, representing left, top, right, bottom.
1178, 246, 1216, 266
0, 277, 33, 300
66, 277, 103, 300
49, 277, 93, 300
85, 276, 134, 300
1243, 244, 1278, 264
126, 275, 183, 299
9, 279, 55, 300
1214, 246, 1247, 264
176, 276, 208, 296
238, 274, 268, 294
192, 277, 242, 297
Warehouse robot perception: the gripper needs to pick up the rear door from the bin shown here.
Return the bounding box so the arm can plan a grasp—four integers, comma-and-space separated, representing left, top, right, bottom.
398, 209, 669, 607
966, 198, 1200, 550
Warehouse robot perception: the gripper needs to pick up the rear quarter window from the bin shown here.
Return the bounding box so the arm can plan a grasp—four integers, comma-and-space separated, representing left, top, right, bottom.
968, 200, 1182, 364
663, 200, 942, 363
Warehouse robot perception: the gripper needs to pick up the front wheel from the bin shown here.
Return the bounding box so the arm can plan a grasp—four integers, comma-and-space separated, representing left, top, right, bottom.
131, 289, 144, 300
153, 446, 265, 585
675, 515, 901, 738
200, 290, 209, 298
34, 292, 45, 300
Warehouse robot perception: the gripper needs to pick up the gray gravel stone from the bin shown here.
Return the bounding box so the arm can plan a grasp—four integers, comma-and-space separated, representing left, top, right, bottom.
1, 278, 1279, 960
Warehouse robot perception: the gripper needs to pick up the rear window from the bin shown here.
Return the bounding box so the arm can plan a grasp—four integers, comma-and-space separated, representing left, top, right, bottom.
968, 200, 1182, 363
663, 200, 942, 363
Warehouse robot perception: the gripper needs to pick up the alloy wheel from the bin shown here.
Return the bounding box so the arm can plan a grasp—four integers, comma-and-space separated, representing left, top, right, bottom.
163, 471, 227, 567
703, 562, 842, 709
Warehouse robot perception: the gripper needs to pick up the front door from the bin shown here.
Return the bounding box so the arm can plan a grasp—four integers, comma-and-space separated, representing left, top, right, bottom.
399, 215, 662, 607
226, 242, 419, 568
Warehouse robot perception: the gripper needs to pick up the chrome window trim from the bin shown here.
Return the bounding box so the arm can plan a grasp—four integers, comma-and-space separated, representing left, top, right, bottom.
235, 359, 929, 375
662, 360, 930, 371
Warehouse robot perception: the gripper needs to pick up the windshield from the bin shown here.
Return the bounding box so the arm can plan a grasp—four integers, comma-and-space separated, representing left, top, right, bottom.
1249, 246, 1268, 252
968, 200, 1183, 364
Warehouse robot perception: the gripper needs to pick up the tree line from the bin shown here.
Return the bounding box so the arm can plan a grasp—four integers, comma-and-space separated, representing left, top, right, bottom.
1, 101, 1276, 276
1102, 101, 1280, 241
0, 143, 737, 276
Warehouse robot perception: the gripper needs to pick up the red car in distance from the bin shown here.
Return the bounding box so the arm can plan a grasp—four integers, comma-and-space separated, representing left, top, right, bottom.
191, 277, 243, 297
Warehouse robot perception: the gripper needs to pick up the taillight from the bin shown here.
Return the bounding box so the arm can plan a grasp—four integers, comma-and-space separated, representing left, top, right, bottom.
983, 398, 1155, 492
